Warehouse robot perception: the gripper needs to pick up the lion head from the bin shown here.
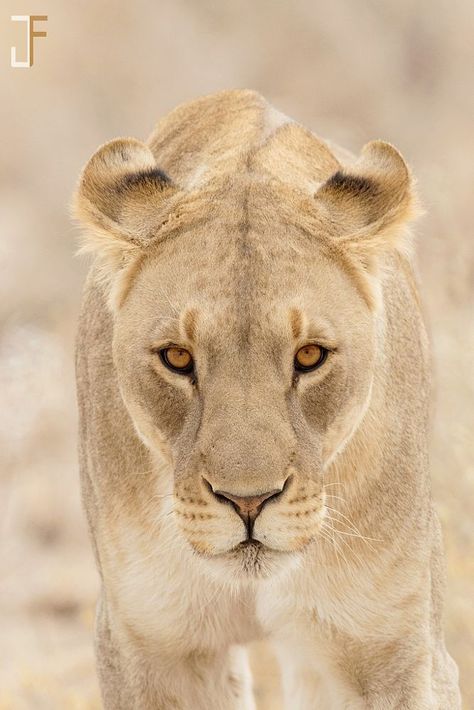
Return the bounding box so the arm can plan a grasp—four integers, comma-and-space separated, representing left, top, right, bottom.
73, 90, 418, 578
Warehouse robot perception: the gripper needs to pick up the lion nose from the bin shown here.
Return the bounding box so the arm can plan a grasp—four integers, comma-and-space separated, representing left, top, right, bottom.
205, 480, 287, 537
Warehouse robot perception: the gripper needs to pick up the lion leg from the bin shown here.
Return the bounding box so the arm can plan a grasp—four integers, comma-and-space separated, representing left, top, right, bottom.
95, 595, 255, 710
275, 633, 460, 710
274, 641, 365, 710
359, 646, 461, 710
228, 645, 256, 710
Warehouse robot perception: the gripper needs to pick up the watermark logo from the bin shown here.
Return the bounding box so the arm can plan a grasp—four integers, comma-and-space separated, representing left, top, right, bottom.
11, 15, 48, 68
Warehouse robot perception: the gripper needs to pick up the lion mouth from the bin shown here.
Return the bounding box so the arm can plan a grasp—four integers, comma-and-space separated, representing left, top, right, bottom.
198, 537, 297, 579
233, 539, 268, 559
237, 539, 263, 550
230, 539, 288, 559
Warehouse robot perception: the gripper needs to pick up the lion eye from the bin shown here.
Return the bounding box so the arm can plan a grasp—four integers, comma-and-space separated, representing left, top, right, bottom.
294, 344, 328, 372
159, 346, 194, 374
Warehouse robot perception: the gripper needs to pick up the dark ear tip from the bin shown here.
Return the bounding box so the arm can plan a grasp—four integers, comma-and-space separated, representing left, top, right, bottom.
120, 167, 173, 191
323, 171, 378, 199
81, 138, 156, 184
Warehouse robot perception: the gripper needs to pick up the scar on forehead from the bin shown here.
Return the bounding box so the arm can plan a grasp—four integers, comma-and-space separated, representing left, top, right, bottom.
289, 307, 304, 340
181, 307, 198, 343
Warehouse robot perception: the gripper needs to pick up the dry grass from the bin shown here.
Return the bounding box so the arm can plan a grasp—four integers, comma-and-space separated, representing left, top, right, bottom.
0, 1, 472, 707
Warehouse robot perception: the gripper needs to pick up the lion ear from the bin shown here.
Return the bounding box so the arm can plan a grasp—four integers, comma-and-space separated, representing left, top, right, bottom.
72, 138, 177, 263
315, 140, 420, 258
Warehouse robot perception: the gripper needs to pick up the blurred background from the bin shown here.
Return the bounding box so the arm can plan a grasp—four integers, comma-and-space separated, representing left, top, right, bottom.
0, 1, 472, 707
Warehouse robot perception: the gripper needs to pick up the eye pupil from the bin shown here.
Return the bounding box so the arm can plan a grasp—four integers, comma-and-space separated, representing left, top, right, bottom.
294, 344, 327, 372
160, 346, 194, 374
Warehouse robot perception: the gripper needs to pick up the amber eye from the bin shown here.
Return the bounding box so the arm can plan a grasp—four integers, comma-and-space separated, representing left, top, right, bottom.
159, 346, 194, 375
294, 344, 328, 372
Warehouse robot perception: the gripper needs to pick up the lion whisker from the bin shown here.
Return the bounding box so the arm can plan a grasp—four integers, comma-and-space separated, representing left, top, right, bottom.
325, 506, 383, 544
324, 516, 381, 557
324, 493, 347, 504
322, 521, 367, 568
319, 525, 348, 570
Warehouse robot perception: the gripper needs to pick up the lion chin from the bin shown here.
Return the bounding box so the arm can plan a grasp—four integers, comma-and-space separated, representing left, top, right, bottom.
196, 540, 304, 581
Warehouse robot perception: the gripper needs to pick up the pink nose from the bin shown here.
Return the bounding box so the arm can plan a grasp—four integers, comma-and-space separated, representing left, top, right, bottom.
207, 483, 286, 536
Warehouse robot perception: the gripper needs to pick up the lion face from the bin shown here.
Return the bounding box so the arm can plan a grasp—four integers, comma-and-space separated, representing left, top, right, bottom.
111, 187, 375, 577
73, 92, 416, 578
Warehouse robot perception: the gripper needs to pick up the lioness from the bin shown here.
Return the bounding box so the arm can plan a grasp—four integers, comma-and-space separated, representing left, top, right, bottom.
74, 90, 461, 709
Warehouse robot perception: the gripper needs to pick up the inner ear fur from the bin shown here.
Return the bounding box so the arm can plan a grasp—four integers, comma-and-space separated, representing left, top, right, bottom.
73, 137, 176, 252
315, 140, 420, 257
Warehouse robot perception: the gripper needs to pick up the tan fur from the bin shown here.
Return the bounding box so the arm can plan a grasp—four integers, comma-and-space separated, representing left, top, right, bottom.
74, 89, 460, 709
